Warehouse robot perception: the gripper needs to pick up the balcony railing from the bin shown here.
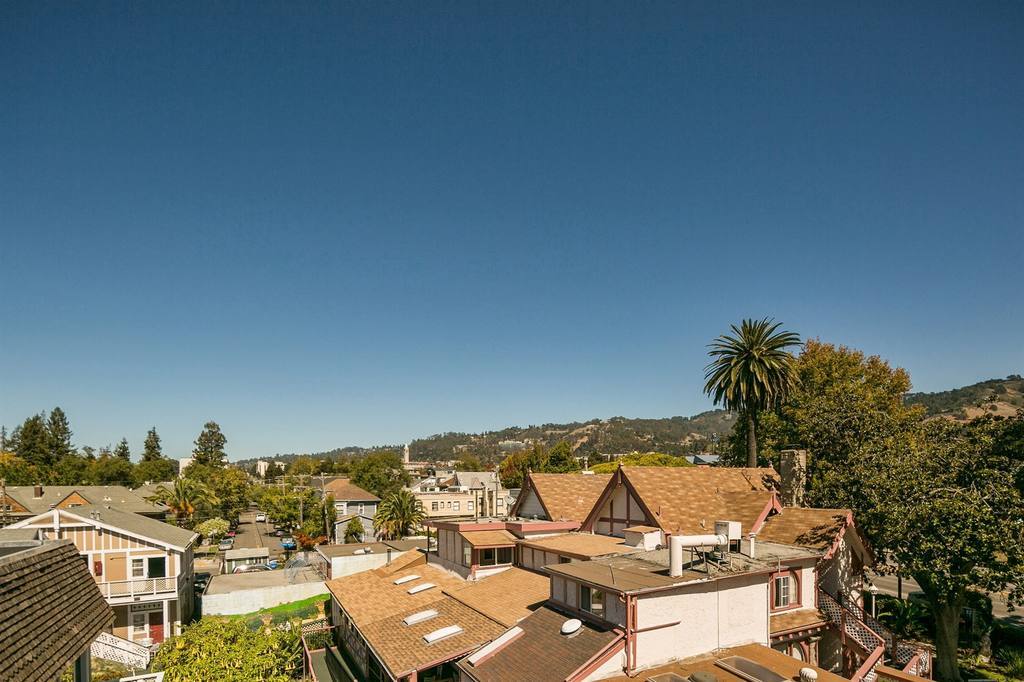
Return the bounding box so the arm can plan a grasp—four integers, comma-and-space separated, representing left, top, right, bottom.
97, 574, 184, 600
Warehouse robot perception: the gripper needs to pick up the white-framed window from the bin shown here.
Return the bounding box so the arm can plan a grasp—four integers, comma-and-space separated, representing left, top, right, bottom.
580, 585, 605, 618
773, 571, 800, 610
467, 501, 474, 511
497, 498, 504, 508
431, 501, 439, 511
479, 547, 513, 567
453, 501, 460, 512
131, 613, 148, 641
131, 558, 145, 578
462, 542, 472, 567
358, 503, 364, 514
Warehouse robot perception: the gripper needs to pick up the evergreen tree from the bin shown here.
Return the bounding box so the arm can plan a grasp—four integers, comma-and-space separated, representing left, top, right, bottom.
0, 426, 8, 452
15, 414, 51, 468
192, 421, 227, 466
47, 407, 74, 461
142, 427, 163, 462
114, 438, 131, 461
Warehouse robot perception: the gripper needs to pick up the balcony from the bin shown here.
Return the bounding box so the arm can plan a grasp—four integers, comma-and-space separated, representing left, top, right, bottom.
96, 574, 186, 601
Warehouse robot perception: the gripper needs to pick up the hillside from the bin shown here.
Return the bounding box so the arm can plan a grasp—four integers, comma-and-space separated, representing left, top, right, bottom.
906, 374, 1024, 420
407, 410, 734, 462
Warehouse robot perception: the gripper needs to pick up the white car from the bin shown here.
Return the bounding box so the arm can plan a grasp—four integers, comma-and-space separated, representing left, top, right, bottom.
255, 512, 267, 522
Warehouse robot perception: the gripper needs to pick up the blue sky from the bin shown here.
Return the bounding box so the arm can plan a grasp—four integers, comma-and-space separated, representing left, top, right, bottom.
1, 2, 1022, 460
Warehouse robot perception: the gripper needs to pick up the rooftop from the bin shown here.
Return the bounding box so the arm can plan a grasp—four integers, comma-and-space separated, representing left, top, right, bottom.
0, 540, 114, 682
460, 530, 518, 548
517, 472, 612, 522
457, 603, 622, 682
601, 643, 848, 682
518, 532, 638, 559
445, 567, 549, 627
757, 507, 851, 551
3, 484, 164, 516
205, 566, 323, 594
769, 608, 828, 635
224, 547, 270, 560
10, 505, 197, 550
544, 541, 818, 594
322, 478, 380, 503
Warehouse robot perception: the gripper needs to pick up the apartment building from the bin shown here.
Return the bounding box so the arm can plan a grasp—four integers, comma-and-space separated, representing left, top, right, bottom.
413, 471, 512, 520
8, 504, 197, 645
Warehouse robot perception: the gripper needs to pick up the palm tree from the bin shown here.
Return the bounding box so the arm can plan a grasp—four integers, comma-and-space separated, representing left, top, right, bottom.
146, 477, 216, 528
373, 489, 425, 540
704, 318, 801, 467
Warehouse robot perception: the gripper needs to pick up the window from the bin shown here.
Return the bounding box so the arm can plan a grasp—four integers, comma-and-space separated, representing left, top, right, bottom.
131, 613, 148, 640
772, 571, 800, 610
478, 547, 513, 567
453, 501, 460, 512
467, 501, 474, 511
431, 502, 439, 511
497, 547, 512, 564
462, 543, 472, 567
580, 585, 605, 618
147, 557, 167, 579
131, 558, 145, 578
497, 498, 504, 508
358, 503, 364, 514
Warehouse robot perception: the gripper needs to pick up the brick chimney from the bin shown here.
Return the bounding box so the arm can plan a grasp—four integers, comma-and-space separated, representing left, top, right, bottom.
779, 449, 807, 507
33, 484, 43, 499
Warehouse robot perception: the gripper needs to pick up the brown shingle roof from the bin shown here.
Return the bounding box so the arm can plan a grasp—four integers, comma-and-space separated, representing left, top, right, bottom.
757, 507, 850, 550
0, 540, 114, 682
459, 530, 517, 547
770, 608, 828, 634
360, 596, 506, 677
445, 567, 549, 627
524, 473, 611, 522
326, 558, 465, 625
617, 466, 779, 535
323, 478, 380, 502
458, 604, 622, 682
518, 533, 637, 559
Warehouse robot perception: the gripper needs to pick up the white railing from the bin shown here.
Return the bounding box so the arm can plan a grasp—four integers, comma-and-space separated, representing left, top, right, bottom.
91, 632, 152, 670
97, 574, 183, 599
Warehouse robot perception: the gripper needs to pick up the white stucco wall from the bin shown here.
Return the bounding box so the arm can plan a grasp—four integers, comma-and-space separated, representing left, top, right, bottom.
329, 552, 392, 579
585, 647, 627, 681
202, 582, 327, 616
632, 573, 768, 669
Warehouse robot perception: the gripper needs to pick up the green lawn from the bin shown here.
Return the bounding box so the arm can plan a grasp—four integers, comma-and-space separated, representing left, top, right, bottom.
222, 593, 331, 629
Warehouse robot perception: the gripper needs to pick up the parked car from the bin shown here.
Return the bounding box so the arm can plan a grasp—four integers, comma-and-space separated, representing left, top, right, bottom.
272, 528, 286, 537
255, 512, 267, 522
217, 539, 233, 551
280, 537, 297, 551
193, 572, 211, 591
224, 530, 236, 538
233, 564, 272, 574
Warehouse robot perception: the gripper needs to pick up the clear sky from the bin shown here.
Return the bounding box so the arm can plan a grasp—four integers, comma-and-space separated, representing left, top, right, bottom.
2, 2, 1022, 461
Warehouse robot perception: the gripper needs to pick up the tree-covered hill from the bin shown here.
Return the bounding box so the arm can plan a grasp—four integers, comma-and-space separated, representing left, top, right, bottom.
905, 374, 1023, 420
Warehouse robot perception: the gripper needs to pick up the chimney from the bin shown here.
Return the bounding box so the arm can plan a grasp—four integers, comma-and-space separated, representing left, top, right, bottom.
779, 449, 807, 507
33, 485, 43, 499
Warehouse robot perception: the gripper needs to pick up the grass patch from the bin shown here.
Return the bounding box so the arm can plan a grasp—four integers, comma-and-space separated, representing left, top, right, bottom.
222, 594, 330, 630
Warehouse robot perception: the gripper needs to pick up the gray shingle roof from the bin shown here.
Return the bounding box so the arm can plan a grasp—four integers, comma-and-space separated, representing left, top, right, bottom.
4, 485, 164, 516
0, 540, 114, 682
65, 505, 198, 549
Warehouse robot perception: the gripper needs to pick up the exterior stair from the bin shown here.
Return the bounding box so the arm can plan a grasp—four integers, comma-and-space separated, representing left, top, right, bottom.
91, 631, 153, 670
819, 589, 932, 680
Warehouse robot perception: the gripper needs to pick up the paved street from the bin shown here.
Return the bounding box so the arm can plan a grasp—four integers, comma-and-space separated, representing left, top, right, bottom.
868, 572, 1019, 624
226, 511, 289, 563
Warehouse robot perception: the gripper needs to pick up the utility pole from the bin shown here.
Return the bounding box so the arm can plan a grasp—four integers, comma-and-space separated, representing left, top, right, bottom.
0, 478, 8, 527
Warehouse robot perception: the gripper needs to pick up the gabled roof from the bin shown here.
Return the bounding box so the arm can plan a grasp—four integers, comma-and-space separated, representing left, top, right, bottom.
0, 540, 114, 682
453, 471, 500, 489
514, 473, 612, 522
4, 485, 164, 516
9, 506, 197, 551
583, 466, 780, 535
458, 604, 623, 682
323, 479, 380, 503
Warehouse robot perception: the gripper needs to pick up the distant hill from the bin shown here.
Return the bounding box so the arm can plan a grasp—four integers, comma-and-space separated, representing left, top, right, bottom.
906, 375, 1024, 420
407, 410, 734, 462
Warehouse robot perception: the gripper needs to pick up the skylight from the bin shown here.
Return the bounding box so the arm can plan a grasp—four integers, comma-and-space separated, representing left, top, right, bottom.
394, 574, 420, 585
423, 624, 463, 644
407, 582, 436, 594
403, 609, 439, 626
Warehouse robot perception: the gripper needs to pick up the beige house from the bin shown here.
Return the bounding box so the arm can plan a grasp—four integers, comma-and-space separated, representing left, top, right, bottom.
9, 504, 197, 645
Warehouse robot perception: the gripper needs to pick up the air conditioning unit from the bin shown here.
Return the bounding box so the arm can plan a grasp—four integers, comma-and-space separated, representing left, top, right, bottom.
714, 520, 742, 542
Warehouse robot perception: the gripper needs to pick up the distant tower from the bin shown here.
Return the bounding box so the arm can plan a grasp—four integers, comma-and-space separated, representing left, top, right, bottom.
403, 443, 410, 464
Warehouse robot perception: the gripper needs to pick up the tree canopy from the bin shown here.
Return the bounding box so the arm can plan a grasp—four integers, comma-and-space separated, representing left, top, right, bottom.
192, 421, 227, 466
498, 442, 580, 488
350, 451, 409, 499
151, 618, 300, 682
590, 452, 693, 474
142, 427, 163, 461
373, 489, 425, 540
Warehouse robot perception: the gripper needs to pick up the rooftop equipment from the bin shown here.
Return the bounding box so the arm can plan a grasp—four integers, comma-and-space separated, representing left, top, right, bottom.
560, 618, 582, 635
669, 533, 727, 577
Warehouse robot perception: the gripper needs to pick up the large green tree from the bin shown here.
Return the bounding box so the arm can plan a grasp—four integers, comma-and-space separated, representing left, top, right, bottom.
704, 318, 801, 467
12, 414, 52, 469
46, 407, 74, 462
350, 451, 410, 499
87, 454, 135, 485
142, 427, 163, 462
114, 437, 131, 461
373, 489, 425, 540
133, 458, 177, 486
147, 477, 217, 528
151, 618, 300, 682
835, 415, 1023, 682
192, 421, 227, 466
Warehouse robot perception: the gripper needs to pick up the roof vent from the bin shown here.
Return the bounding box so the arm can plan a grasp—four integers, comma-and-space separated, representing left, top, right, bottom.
394, 574, 420, 585
560, 618, 582, 635
423, 624, 462, 643
403, 609, 439, 626
800, 668, 819, 682
407, 582, 436, 594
